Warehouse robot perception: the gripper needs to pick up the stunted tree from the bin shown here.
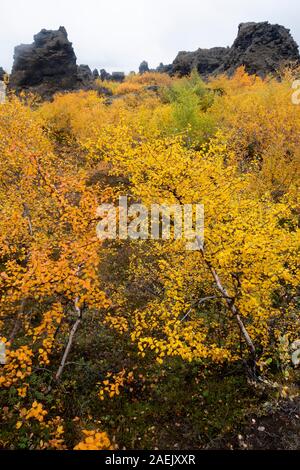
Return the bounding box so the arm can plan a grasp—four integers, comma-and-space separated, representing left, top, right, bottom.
86, 119, 299, 378
0, 98, 112, 399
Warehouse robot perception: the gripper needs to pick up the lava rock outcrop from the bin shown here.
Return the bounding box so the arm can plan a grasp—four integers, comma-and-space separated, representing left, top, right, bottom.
9, 27, 79, 98
0, 67, 6, 81
171, 22, 300, 77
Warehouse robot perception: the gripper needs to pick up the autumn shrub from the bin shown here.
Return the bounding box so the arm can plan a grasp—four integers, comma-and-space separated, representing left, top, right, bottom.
36, 90, 108, 143
95, 78, 120, 95
86, 124, 299, 373
1, 69, 299, 450
115, 82, 144, 95
124, 71, 172, 87
0, 97, 113, 449
162, 70, 216, 144
74, 430, 113, 450
209, 67, 300, 201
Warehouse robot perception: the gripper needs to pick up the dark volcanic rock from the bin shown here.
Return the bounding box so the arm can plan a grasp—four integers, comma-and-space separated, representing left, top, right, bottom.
9, 21, 298, 99
172, 47, 229, 77
99, 69, 125, 82
144, 85, 160, 93
156, 62, 173, 74
77, 64, 93, 85
92, 68, 99, 79
170, 22, 300, 78
111, 72, 125, 82
219, 22, 300, 76
139, 61, 149, 74
9, 27, 79, 98
96, 86, 113, 97
100, 69, 110, 81
0, 67, 6, 81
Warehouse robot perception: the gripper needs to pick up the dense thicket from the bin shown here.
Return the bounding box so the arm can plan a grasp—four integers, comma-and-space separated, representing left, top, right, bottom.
0, 68, 299, 450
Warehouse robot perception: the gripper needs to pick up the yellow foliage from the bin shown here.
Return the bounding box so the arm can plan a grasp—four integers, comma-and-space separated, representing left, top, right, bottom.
98, 369, 134, 400
1, 68, 300, 449
115, 82, 144, 95
124, 71, 172, 87
74, 430, 113, 450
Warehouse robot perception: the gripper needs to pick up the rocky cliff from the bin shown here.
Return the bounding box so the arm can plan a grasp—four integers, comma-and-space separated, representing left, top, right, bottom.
0, 67, 6, 81
7, 21, 300, 99
172, 47, 229, 76
171, 22, 300, 77
9, 27, 80, 98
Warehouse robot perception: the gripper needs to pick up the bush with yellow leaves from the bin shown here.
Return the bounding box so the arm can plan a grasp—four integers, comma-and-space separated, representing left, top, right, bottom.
74, 430, 113, 450
1, 67, 300, 451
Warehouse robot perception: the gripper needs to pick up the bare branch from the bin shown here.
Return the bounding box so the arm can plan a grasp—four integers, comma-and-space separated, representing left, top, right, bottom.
55, 297, 82, 382
22, 203, 33, 236
196, 236, 256, 361
180, 296, 220, 322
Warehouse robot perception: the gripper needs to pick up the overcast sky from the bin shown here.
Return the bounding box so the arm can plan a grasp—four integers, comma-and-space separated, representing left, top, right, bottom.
1, 0, 300, 73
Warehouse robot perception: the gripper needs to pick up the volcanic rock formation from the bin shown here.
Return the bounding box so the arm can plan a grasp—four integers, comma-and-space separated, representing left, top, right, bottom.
139, 61, 150, 74
171, 22, 300, 77
9, 27, 80, 98
8, 21, 300, 99
220, 22, 300, 76
0, 67, 6, 81
77, 64, 93, 86
172, 47, 229, 76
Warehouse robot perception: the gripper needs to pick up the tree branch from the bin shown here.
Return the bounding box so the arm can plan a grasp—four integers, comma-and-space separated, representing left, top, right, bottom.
196, 237, 256, 362
9, 299, 26, 343
54, 297, 82, 382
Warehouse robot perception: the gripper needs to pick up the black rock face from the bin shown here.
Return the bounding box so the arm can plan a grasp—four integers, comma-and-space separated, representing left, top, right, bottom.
139, 61, 149, 74
156, 62, 173, 74
92, 68, 100, 79
219, 22, 300, 76
77, 64, 93, 85
100, 69, 125, 83
8, 21, 300, 99
100, 69, 110, 81
111, 72, 125, 82
0, 67, 6, 81
98, 69, 125, 83
9, 27, 81, 98
170, 22, 300, 77
172, 47, 229, 77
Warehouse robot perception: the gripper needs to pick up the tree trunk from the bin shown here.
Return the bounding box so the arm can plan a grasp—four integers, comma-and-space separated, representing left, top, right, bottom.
196, 237, 257, 378
55, 298, 82, 382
